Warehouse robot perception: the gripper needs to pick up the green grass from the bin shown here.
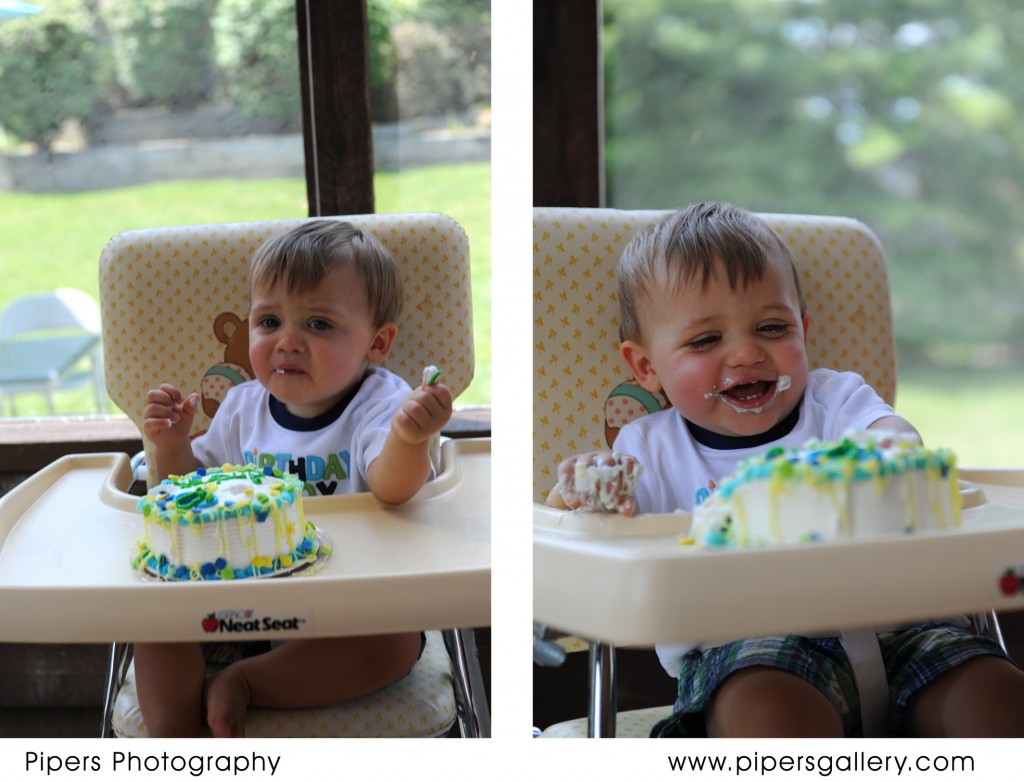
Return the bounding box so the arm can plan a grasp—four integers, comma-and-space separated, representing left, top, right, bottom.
0, 163, 490, 416
896, 366, 1024, 467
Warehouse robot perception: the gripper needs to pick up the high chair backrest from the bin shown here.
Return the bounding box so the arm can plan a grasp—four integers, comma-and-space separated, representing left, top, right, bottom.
100, 213, 473, 483
533, 207, 896, 502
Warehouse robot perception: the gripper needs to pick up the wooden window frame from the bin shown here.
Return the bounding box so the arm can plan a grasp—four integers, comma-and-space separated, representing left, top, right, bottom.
533, 0, 604, 207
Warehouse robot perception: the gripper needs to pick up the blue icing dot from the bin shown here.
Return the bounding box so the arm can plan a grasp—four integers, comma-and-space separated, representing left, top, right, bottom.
196, 467, 207, 476
256, 510, 269, 522
173, 566, 188, 579
233, 568, 248, 579
263, 466, 274, 476
705, 529, 729, 548
214, 557, 227, 569
200, 562, 216, 576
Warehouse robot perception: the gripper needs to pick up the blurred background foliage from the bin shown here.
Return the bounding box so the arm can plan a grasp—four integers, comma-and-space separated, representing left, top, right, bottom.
604, 0, 1024, 370
0, 0, 491, 147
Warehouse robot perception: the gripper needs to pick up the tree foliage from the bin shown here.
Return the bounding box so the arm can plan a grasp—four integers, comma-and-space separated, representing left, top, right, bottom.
0, 21, 99, 152
213, 0, 299, 128
604, 0, 1024, 362
105, 0, 216, 110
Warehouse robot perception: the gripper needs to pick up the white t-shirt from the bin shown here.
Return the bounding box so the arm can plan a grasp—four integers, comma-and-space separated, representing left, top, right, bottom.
192, 367, 411, 496
611, 369, 898, 677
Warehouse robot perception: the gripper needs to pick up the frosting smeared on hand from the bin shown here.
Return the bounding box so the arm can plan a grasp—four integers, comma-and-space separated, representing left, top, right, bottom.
557, 453, 643, 515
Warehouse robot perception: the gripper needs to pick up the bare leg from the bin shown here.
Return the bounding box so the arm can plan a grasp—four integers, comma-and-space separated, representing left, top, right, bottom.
903, 656, 1024, 737
706, 666, 844, 737
133, 642, 206, 737
204, 632, 422, 738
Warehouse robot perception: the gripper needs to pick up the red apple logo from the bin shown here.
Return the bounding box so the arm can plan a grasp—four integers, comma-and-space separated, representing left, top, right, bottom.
201, 613, 218, 633
999, 569, 1019, 596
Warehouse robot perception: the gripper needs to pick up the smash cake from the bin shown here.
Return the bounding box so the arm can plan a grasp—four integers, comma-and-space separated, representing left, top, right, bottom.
133, 464, 326, 580
689, 430, 961, 549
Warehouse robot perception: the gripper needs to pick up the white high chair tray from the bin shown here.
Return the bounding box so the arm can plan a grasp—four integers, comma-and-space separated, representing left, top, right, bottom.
0, 438, 489, 642
535, 469, 1024, 646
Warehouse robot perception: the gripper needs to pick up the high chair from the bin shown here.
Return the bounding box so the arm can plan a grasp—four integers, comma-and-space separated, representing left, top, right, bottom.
532, 206, 1014, 737
94, 212, 488, 737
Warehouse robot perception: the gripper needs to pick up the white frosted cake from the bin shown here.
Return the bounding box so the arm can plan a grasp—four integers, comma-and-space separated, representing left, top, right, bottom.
690, 431, 961, 549
134, 464, 324, 580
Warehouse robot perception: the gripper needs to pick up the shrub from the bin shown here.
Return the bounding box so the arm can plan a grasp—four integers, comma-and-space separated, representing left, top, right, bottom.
106, 0, 216, 109
0, 21, 99, 151
213, 0, 300, 128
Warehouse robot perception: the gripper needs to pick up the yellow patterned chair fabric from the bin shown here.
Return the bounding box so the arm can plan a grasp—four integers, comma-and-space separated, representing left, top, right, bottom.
112, 631, 456, 738
99, 213, 473, 738
533, 206, 895, 502
100, 212, 474, 485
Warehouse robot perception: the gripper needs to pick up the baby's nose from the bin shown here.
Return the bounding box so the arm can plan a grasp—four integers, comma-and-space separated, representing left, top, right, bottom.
275, 327, 306, 352
725, 337, 765, 366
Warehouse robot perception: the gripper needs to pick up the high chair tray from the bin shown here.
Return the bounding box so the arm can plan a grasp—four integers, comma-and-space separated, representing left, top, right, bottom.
534, 468, 1024, 646
0, 438, 489, 642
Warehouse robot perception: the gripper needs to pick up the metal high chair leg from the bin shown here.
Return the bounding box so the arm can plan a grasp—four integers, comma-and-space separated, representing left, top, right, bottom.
977, 610, 1008, 652
442, 628, 491, 737
588, 640, 617, 737
101, 642, 132, 738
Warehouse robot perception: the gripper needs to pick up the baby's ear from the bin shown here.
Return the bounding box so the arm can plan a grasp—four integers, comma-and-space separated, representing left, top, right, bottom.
366, 322, 398, 362
620, 340, 662, 393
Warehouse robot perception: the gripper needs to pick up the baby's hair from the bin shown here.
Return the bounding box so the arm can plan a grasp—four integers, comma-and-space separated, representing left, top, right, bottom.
249, 219, 403, 327
617, 202, 807, 343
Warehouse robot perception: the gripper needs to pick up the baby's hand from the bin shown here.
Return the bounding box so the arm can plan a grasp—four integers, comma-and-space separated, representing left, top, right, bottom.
142, 384, 199, 449
391, 382, 453, 444
550, 451, 642, 515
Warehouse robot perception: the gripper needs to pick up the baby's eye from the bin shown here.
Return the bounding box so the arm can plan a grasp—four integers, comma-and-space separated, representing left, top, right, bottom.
759, 323, 790, 336
308, 318, 332, 331
687, 334, 719, 351
256, 315, 280, 329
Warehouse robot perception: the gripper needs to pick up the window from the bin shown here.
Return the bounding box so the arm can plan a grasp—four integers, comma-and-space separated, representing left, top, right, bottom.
535, 0, 1023, 466
0, 0, 490, 426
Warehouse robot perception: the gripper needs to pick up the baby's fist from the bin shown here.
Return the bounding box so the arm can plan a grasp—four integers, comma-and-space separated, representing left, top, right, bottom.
553, 451, 642, 515
391, 383, 453, 444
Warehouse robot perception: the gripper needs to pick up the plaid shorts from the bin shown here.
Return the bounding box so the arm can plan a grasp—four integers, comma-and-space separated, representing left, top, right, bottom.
650, 622, 1012, 738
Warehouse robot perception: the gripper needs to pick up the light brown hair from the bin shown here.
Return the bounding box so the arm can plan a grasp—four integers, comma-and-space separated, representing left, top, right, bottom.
249, 220, 403, 327
617, 202, 807, 342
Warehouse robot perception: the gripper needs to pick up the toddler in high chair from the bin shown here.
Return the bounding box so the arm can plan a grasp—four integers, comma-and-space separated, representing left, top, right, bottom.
547, 202, 1024, 737
138, 219, 452, 737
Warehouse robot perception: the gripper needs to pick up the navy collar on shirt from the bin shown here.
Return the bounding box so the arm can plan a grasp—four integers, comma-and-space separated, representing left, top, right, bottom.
268, 372, 368, 432
685, 395, 803, 450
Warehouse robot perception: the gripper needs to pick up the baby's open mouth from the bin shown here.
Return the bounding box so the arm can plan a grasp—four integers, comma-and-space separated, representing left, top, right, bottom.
721, 380, 775, 408
706, 375, 792, 413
